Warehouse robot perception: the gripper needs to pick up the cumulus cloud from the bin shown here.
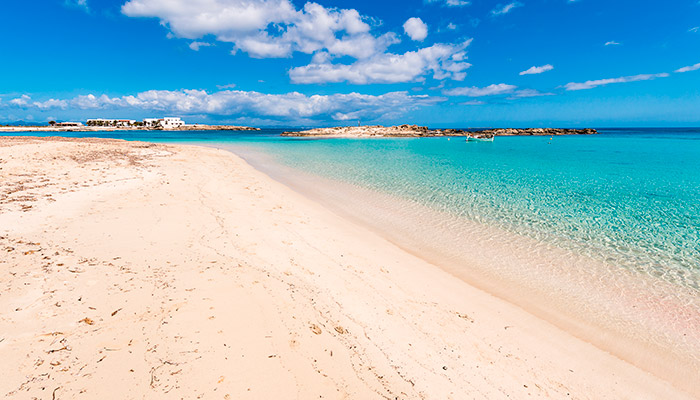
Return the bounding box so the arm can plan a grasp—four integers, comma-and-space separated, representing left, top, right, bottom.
605, 41, 621, 46
403, 17, 428, 41
491, 2, 522, 16
675, 62, 700, 73
444, 83, 516, 97
33, 99, 69, 110
564, 73, 669, 91
121, 0, 473, 84
9, 95, 31, 107
3, 89, 444, 123
289, 41, 472, 84
519, 64, 553, 75
122, 0, 392, 59
8, 95, 70, 110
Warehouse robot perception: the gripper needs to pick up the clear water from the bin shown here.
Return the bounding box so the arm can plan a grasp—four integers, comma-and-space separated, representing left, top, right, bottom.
10, 128, 700, 369
234, 130, 700, 295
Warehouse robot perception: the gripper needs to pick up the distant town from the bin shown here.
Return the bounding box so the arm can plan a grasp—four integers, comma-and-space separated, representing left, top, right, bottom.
0, 117, 259, 132
52, 117, 185, 129
85, 117, 185, 129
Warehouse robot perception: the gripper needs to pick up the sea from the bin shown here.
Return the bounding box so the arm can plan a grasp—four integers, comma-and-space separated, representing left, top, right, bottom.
10, 127, 700, 375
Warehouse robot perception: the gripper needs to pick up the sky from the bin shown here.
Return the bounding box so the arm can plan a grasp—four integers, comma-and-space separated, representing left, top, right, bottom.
1, 0, 699, 127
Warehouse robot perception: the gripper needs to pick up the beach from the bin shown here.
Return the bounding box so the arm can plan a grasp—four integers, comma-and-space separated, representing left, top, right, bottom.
0, 136, 695, 399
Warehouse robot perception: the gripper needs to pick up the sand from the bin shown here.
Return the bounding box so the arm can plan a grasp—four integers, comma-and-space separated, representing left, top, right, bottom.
0, 136, 694, 399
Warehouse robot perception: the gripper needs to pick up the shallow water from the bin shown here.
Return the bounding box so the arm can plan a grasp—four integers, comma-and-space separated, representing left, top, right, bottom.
227, 129, 700, 292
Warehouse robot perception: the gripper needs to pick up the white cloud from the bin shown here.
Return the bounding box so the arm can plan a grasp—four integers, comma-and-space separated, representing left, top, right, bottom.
289, 41, 472, 84
216, 83, 237, 89
444, 83, 516, 97
9, 95, 31, 106
426, 0, 471, 6
605, 41, 621, 46
122, 0, 397, 60
403, 17, 428, 41
4, 89, 444, 123
491, 2, 522, 16
65, 0, 89, 11
689, 27, 699, 33
460, 100, 484, 105
564, 73, 669, 91
189, 41, 213, 51
507, 89, 553, 99
122, 0, 475, 84
8, 95, 69, 110
444, 84, 549, 100
446, 23, 457, 30
70, 94, 125, 109
33, 99, 69, 110
675, 62, 700, 73
519, 64, 553, 75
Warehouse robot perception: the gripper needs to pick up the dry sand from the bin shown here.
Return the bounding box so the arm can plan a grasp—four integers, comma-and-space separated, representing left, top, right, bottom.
0, 137, 694, 399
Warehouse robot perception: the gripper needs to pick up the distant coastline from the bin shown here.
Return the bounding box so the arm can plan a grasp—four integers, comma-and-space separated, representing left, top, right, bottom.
0, 124, 260, 132
282, 125, 598, 137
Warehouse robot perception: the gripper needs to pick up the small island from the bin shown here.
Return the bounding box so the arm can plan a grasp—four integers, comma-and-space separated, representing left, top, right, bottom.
0, 117, 259, 132
282, 125, 597, 137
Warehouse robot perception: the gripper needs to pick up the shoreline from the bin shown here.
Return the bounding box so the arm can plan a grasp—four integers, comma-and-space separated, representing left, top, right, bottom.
221, 142, 700, 395
0, 136, 695, 399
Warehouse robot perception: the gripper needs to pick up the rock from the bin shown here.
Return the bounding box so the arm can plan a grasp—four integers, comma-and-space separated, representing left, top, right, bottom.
282, 126, 597, 138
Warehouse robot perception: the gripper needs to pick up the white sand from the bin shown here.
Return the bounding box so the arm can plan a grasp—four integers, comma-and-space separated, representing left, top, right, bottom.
0, 137, 694, 399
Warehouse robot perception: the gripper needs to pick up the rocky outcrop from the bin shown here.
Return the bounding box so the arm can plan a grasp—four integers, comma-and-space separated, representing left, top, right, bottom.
282, 125, 431, 137
283, 125, 597, 137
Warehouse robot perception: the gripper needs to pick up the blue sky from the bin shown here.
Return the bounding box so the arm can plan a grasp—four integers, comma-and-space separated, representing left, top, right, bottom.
1, 0, 699, 127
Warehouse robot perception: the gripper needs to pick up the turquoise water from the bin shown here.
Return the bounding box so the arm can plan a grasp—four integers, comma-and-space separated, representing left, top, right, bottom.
223, 128, 700, 372
239, 129, 700, 294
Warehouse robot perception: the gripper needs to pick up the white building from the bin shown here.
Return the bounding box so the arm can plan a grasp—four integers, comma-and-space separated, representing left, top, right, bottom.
115, 119, 136, 127
161, 117, 185, 129
142, 117, 185, 129
86, 119, 136, 127
143, 118, 160, 127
